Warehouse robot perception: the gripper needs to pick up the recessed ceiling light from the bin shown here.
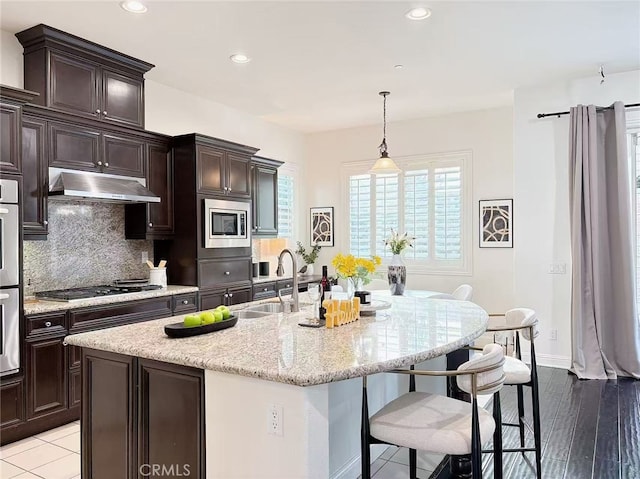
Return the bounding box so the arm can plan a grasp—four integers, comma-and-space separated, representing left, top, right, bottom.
120, 1, 147, 14
230, 53, 251, 64
394, 64, 404, 70
405, 7, 432, 20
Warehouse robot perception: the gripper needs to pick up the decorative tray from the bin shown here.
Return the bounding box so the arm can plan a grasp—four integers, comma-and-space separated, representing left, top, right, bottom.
360, 300, 392, 316
164, 316, 238, 338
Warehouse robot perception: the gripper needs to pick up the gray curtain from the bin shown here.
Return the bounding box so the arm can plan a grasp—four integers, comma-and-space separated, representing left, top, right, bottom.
569, 102, 640, 379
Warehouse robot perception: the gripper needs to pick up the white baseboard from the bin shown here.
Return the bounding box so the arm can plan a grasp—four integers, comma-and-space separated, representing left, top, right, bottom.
331, 445, 386, 479
520, 352, 571, 369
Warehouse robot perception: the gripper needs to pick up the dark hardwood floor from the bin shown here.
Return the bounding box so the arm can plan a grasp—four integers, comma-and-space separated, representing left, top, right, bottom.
481, 366, 640, 478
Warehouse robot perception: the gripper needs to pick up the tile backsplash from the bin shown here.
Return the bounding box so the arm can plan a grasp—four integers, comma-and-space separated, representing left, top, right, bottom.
23, 200, 153, 296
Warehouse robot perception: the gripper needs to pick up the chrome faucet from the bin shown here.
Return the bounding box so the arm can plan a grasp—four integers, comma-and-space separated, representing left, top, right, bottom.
276, 248, 299, 312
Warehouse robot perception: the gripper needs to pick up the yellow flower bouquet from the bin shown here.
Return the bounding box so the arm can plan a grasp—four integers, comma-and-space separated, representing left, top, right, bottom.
331, 254, 382, 286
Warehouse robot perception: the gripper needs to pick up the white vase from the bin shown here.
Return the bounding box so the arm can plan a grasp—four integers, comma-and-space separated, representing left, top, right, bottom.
388, 254, 406, 295
304, 263, 314, 276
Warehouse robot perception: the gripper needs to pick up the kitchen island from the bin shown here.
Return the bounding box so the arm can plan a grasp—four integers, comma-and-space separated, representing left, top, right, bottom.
65, 294, 488, 479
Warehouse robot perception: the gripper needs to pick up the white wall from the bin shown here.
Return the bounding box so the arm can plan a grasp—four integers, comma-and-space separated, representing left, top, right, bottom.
304, 107, 515, 314
513, 69, 640, 368
0, 29, 23, 87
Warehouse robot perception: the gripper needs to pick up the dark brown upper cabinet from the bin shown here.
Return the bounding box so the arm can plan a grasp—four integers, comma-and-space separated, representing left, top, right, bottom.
0, 86, 39, 175
16, 24, 153, 128
251, 156, 283, 237
195, 144, 252, 199
22, 114, 48, 238
125, 137, 174, 239
172, 134, 257, 199
49, 119, 145, 177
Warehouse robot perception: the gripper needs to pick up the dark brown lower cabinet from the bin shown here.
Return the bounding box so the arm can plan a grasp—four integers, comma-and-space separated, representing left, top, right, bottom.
26, 335, 67, 419
1, 378, 25, 428
82, 350, 205, 479
200, 286, 251, 309
82, 350, 136, 479
138, 359, 205, 478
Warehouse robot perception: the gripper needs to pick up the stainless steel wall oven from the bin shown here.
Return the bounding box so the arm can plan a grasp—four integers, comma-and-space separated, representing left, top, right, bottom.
0, 178, 20, 376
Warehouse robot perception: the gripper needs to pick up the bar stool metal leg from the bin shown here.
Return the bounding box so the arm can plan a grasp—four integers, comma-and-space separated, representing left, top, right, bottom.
361, 376, 371, 479
516, 384, 526, 453
492, 391, 503, 479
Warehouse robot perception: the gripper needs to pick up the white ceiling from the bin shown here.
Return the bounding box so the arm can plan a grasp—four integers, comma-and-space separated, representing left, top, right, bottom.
1, 1, 639, 132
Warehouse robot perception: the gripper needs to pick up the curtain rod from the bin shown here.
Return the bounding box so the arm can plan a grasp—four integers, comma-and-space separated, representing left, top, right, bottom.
536, 102, 640, 119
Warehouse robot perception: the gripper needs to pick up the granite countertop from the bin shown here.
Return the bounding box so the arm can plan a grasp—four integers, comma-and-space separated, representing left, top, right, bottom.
65, 294, 488, 387
24, 285, 199, 315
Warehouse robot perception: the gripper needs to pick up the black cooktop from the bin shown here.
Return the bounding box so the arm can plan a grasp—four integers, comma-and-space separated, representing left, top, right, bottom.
35, 284, 163, 302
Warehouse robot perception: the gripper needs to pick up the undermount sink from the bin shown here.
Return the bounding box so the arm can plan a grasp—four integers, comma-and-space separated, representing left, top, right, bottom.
235, 310, 272, 319
244, 303, 285, 314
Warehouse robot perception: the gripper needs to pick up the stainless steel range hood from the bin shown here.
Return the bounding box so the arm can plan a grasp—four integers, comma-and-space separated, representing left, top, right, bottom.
49, 168, 161, 203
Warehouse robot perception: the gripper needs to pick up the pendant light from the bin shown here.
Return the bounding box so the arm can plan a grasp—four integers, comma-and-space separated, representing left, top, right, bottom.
369, 91, 401, 174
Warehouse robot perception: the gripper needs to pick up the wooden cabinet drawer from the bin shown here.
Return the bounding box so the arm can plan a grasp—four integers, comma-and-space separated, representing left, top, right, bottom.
199, 258, 251, 288
253, 281, 277, 300
276, 279, 295, 292
173, 293, 198, 314
69, 296, 172, 333
26, 311, 66, 338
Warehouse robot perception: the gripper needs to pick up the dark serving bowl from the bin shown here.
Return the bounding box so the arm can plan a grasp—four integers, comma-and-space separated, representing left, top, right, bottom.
164, 315, 238, 338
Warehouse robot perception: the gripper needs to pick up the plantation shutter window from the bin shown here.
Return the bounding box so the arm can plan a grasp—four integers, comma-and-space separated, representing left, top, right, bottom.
345, 152, 470, 274
277, 173, 295, 239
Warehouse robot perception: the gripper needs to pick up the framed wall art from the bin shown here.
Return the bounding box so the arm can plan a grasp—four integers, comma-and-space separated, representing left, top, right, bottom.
479, 199, 513, 248
310, 207, 334, 246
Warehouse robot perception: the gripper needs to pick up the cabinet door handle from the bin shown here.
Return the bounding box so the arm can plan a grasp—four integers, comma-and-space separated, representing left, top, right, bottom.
228, 293, 234, 298
43, 220, 48, 226
263, 288, 268, 292
103, 111, 108, 116
182, 300, 189, 305
227, 187, 232, 192
95, 109, 101, 114
44, 321, 52, 327
148, 222, 153, 227
224, 271, 230, 275
224, 293, 229, 298
104, 162, 109, 167
97, 161, 103, 166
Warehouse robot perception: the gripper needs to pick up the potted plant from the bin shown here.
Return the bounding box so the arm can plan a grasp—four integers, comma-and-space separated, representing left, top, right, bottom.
384, 228, 415, 295
331, 254, 382, 298
295, 241, 321, 276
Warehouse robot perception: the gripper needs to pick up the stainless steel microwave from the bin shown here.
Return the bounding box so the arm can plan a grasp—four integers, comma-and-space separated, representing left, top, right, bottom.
203, 198, 251, 248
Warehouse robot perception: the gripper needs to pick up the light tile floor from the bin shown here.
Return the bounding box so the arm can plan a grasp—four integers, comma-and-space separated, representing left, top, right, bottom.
2, 421, 440, 479
0, 421, 80, 479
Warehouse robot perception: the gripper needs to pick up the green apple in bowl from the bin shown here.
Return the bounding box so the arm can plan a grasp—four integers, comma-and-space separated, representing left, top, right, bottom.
216, 305, 231, 319
213, 310, 224, 322
200, 311, 217, 325
183, 314, 202, 328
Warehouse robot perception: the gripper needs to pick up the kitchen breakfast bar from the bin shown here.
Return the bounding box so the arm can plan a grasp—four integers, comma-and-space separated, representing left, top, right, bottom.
65, 294, 488, 479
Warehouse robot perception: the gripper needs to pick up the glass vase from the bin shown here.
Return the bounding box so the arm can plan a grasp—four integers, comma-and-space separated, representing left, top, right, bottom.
388, 254, 406, 295
346, 277, 357, 299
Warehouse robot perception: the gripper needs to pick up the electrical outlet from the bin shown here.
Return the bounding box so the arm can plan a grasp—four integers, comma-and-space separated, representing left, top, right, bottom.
550, 329, 558, 341
548, 263, 567, 274
141, 251, 149, 264
268, 404, 283, 436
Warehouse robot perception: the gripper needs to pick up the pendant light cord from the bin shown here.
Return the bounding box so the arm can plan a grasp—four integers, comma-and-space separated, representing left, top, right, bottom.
379, 91, 390, 154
